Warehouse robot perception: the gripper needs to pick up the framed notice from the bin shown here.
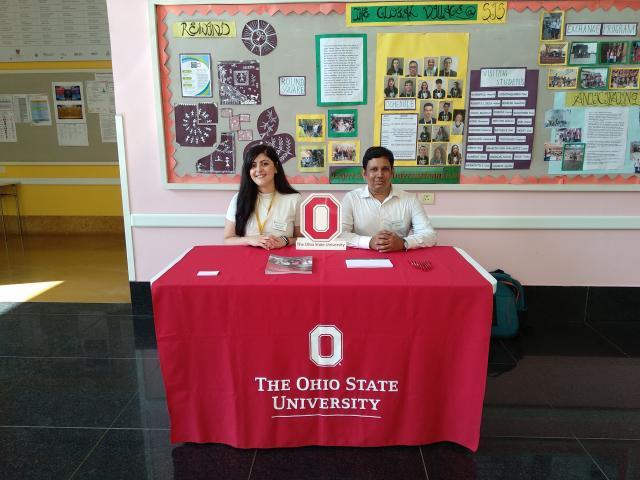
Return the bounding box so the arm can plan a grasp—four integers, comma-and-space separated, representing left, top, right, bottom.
315, 34, 367, 106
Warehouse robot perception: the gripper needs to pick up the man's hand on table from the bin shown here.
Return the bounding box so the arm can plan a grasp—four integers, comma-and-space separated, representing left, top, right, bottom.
369, 230, 406, 253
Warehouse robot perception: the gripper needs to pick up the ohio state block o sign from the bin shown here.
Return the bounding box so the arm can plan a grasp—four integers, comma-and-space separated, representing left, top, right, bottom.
300, 194, 342, 242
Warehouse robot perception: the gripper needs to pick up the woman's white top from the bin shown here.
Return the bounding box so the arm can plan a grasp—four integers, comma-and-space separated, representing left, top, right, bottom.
226, 192, 302, 237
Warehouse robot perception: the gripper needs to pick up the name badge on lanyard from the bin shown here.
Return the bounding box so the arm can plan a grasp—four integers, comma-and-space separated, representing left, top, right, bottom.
272, 220, 288, 232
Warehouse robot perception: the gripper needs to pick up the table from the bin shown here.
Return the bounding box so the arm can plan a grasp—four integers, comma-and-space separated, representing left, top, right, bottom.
152, 245, 494, 451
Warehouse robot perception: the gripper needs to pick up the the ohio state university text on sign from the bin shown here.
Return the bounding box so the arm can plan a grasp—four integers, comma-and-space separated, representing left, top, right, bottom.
309, 325, 343, 367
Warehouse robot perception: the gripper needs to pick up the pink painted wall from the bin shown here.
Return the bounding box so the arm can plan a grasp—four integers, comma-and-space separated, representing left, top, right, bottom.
107, 0, 639, 285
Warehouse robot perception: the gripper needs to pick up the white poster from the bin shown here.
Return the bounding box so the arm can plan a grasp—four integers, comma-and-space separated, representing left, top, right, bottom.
380, 114, 418, 160
12, 95, 31, 123
99, 114, 117, 143
317, 35, 366, 105
86, 81, 111, 114
0, 111, 18, 142
583, 108, 628, 170
0, 95, 13, 112
180, 54, 212, 98
51, 82, 87, 124
29, 95, 52, 126
57, 123, 89, 146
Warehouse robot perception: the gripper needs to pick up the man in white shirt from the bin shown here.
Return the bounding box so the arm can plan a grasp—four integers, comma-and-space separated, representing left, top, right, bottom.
340, 146, 437, 252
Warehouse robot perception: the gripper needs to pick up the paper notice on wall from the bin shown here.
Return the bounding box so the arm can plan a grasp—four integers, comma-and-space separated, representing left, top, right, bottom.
583, 108, 628, 170
316, 34, 366, 105
99, 114, 117, 143
0, 95, 13, 112
29, 95, 52, 126
12, 95, 31, 123
86, 81, 111, 114
380, 114, 418, 160
0, 111, 18, 142
57, 123, 89, 146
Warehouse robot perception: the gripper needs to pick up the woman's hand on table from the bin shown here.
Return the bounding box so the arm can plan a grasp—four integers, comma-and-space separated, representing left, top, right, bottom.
247, 235, 288, 250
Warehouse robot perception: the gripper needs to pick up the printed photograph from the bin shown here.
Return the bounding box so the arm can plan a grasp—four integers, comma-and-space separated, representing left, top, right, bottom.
383, 76, 399, 98
632, 41, 640, 64
568, 42, 598, 65
386, 57, 404, 75
432, 124, 450, 142
543, 143, 563, 161
447, 79, 464, 98
295, 114, 325, 142
56, 104, 84, 120
298, 145, 326, 172
430, 143, 448, 166
417, 80, 432, 99
447, 144, 463, 165
418, 124, 431, 143
437, 101, 453, 122
328, 109, 357, 137
609, 68, 640, 89
54, 85, 82, 101
544, 109, 571, 128
416, 143, 430, 165
329, 140, 360, 164
406, 59, 421, 77
539, 42, 568, 65
579, 67, 608, 89
399, 77, 416, 97
451, 110, 465, 135
599, 42, 629, 64
632, 142, 640, 173
439, 56, 458, 77
548, 67, 578, 89
554, 127, 582, 144
423, 57, 439, 76
562, 143, 585, 171
540, 11, 564, 41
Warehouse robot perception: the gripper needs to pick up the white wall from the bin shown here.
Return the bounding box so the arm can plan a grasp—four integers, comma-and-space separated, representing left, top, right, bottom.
107, 0, 640, 285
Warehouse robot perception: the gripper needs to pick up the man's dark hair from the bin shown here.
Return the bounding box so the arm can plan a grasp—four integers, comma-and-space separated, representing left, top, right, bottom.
436, 78, 443, 84
362, 146, 394, 170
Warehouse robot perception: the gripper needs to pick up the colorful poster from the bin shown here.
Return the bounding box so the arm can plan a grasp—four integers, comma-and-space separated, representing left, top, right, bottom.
29, 95, 52, 126
465, 68, 538, 170
51, 82, 87, 124
180, 54, 213, 98
373, 32, 468, 180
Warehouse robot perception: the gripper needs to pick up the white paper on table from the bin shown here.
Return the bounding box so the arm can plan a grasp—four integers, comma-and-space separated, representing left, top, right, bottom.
345, 259, 393, 268
197, 270, 220, 276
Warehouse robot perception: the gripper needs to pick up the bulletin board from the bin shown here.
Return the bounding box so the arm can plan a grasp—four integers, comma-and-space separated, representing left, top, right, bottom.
150, 0, 640, 189
0, 71, 117, 163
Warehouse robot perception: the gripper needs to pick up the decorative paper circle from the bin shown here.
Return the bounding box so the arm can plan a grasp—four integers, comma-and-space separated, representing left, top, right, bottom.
242, 20, 277, 56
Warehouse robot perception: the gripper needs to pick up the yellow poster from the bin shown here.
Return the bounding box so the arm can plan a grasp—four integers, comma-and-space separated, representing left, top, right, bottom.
374, 32, 469, 168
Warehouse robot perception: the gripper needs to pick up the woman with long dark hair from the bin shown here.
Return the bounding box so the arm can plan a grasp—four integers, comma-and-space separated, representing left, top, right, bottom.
224, 145, 301, 249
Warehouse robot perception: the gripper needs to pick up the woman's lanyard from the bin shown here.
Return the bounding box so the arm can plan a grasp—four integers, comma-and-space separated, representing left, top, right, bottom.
255, 193, 276, 234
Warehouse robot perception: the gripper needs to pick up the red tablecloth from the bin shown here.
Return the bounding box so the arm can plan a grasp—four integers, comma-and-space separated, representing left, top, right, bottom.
152, 245, 493, 450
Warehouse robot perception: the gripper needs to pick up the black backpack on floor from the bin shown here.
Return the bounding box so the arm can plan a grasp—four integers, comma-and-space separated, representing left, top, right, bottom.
490, 269, 526, 338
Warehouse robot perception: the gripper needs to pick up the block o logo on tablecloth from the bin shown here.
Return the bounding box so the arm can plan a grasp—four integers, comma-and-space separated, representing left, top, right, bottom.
300, 194, 341, 242
309, 325, 343, 367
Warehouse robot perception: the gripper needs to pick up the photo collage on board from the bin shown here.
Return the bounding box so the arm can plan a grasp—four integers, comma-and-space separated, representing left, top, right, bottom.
383, 55, 465, 167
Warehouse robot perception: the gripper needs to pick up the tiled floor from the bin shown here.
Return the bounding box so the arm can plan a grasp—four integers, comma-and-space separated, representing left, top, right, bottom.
1, 236, 638, 479
0, 299, 638, 479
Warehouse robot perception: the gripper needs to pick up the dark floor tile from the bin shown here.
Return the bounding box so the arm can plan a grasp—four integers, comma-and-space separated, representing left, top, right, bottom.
1, 357, 139, 427
251, 445, 427, 480
0, 302, 133, 316
519, 356, 640, 412
504, 322, 624, 357
481, 406, 567, 439
0, 427, 104, 480
130, 281, 153, 316
0, 313, 156, 358
579, 439, 640, 480
547, 408, 640, 441
524, 286, 588, 325
173, 443, 255, 480
588, 322, 640, 357
587, 287, 640, 323
112, 360, 170, 429
70, 429, 176, 480
422, 438, 607, 480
